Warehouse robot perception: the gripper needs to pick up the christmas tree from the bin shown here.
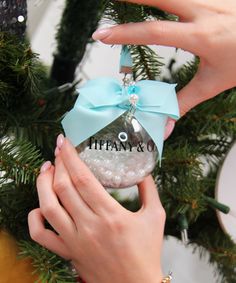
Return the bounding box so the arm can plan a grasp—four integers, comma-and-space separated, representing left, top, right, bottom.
0, 1, 236, 282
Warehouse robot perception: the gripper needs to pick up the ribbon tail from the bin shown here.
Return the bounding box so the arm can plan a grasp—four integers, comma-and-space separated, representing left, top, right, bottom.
134, 111, 167, 163
136, 81, 180, 120
62, 106, 126, 147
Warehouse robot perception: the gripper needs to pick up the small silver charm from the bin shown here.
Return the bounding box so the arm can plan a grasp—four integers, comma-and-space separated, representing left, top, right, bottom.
129, 94, 139, 106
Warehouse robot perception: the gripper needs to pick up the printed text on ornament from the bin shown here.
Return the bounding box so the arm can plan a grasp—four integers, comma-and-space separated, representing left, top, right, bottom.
88, 137, 157, 152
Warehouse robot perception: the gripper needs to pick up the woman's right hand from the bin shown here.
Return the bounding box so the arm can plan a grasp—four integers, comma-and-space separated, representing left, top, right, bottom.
93, 0, 236, 117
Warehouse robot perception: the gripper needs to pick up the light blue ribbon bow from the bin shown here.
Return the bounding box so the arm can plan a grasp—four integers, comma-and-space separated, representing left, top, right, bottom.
62, 77, 179, 159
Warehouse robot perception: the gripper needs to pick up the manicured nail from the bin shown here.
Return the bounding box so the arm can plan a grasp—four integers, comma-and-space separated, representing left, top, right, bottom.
40, 161, 51, 173
164, 119, 176, 140
57, 134, 64, 149
92, 28, 112, 41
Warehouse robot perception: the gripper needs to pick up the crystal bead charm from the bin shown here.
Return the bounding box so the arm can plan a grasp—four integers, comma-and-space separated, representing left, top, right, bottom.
129, 94, 139, 106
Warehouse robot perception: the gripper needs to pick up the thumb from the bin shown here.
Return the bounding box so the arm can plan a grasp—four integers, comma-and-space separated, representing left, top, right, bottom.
138, 175, 163, 211
178, 67, 218, 117
164, 118, 176, 140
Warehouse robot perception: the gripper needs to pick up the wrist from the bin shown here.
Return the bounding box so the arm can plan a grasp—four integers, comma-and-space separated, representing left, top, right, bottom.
146, 270, 163, 283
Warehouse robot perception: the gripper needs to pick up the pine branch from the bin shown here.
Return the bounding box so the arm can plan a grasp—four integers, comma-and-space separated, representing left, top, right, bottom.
190, 210, 236, 283
51, 0, 105, 85
0, 33, 47, 112
19, 241, 77, 283
103, 1, 146, 24
13, 85, 78, 159
0, 137, 43, 185
0, 31, 77, 158
143, 6, 178, 21
130, 45, 164, 80
104, 0, 176, 24
155, 142, 207, 221
55, 0, 104, 61
0, 182, 38, 239
168, 57, 199, 90
104, 2, 165, 80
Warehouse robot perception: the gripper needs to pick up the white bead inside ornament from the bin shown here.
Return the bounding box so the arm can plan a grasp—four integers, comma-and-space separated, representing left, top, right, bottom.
76, 113, 158, 189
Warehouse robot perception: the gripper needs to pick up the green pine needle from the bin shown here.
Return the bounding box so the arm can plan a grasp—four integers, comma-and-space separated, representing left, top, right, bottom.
130, 45, 164, 80
19, 241, 77, 283
0, 137, 43, 185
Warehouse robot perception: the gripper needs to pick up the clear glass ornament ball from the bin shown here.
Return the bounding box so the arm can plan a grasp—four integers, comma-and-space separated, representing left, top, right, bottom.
76, 113, 158, 189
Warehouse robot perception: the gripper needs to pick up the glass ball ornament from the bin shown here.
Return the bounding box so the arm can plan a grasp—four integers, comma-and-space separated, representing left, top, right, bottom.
76, 113, 158, 188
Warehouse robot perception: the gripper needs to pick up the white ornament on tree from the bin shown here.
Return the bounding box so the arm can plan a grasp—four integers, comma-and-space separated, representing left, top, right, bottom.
215, 141, 236, 243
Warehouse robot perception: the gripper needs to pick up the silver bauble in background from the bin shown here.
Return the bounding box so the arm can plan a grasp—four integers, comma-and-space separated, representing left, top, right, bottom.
77, 113, 158, 188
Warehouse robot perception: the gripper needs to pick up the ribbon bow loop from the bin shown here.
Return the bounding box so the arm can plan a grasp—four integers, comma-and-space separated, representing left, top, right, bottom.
62, 77, 179, 161
77, 78, 124, 108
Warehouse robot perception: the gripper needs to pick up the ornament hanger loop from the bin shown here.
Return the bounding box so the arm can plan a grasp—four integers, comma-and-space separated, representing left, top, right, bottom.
120, 45, 133, 75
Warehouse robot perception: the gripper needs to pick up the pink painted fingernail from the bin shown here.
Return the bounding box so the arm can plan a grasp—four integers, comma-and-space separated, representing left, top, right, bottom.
92, 28, 112, 41
57, 134, 64, 149
40, 161, 51, 173
164, 119, 176, 140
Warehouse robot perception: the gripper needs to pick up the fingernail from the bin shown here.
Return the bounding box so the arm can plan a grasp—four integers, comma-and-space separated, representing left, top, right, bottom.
54, 147, 60, 157
57, 134, 64, 149
92, 28, 112, 41
164, 119, 176, 140
40, 161, 51, 173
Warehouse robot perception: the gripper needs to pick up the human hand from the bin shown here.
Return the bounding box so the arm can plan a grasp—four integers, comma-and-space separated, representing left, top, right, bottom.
28, 136, 166, 283
93, 0, 236, 118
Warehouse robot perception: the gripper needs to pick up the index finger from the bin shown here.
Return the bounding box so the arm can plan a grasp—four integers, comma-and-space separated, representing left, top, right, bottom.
118, 0, 195, 19
59, 137, 124, 216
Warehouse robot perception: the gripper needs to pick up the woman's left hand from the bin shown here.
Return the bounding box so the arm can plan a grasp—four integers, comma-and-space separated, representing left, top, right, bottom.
28, 136, 166, 283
